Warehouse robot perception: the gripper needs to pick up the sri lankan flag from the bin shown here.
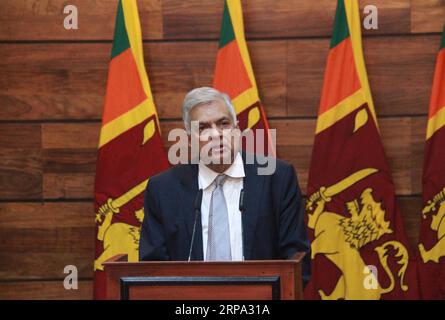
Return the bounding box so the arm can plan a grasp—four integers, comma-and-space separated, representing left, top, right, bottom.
93, 0, 169, 299
213, 0, 274, 155
304, 0, 419, 299
418, 25, 445, 300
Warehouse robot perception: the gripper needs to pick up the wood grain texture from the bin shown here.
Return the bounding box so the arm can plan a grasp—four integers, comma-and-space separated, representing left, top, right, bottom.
0, 0, 440, 300
0, 124, 42, 198
0, 202, 94, 281
0, 41, 287, 120
0, 35, 441, 121
0, 42, 108, 120
0, 149, 42, 200
0, 280, 93, 300
43, 173, 95, 199
399, 196, 423, 246
0, 0, 420, 41
411, 0, 445, 34
163, 0, 412, 39
0, 0, 163, 41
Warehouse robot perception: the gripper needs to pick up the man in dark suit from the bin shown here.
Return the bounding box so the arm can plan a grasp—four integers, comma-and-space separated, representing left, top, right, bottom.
139, 87, 310, 285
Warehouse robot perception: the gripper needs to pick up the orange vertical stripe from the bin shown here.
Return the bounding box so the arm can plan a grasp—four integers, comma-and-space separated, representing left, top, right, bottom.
429, 49, 445, 119
213, 40, 252, 99
319, 38, 361, 116
102, 48, 147, 126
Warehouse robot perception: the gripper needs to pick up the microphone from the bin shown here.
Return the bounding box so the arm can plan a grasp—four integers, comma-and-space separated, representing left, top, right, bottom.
188, 189, 203, 262
239, 189, 245, 260
239, 189, 245, 213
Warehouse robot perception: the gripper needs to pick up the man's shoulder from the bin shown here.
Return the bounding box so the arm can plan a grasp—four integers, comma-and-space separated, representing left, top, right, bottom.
242, 152, 294, 176
148, 164, 195, 188
257, 154, 292, 169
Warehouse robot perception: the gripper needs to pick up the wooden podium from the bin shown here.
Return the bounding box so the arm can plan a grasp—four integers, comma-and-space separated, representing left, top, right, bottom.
103, 253, 305, 300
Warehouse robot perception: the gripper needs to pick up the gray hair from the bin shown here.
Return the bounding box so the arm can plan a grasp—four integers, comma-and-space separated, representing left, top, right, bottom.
182, 87, 237, 134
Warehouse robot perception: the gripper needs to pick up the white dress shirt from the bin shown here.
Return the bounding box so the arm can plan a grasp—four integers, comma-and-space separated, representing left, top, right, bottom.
198, 152, 245, 261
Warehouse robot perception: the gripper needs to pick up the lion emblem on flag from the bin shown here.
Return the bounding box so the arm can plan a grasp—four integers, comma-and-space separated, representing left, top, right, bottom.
93, 179, 150, 271
306, 168, 409, 300
418, 187, 445, 264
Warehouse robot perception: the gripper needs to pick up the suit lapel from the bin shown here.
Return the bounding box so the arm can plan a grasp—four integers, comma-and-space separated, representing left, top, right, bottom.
179, 164, 203, 260
241, 153, 264, 260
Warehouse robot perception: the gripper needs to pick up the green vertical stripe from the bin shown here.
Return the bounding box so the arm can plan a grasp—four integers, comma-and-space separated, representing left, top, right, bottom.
330, 0, 350, 48
218, 0, 236, 48
111, 0, 131, 59
440, 24, 445, 50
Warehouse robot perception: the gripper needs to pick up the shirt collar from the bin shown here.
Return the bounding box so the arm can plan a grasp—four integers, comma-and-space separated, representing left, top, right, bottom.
198, 152, 245, 190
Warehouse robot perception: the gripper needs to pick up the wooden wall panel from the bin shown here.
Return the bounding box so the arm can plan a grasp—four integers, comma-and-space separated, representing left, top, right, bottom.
0, 0, 442, 299
145, 42, 217, 119
0, 124, 41, 149
43, 173, 95, 199
43, 149, 97, 175
0, 35, 441, 121
163, 0, 412, 39
399, 196, 423, 246
0, 252, 93, 281
0, 124, 42, 198
0, 202, 94, 280
3, 0, 440, 41
0, 149, 42, 200
0, 0, 163, 41
0, 43, 108, 120
0, 219, 93, 254
0, 280, 93, 300
411, 0, 445, 33
0, 41, 288, 120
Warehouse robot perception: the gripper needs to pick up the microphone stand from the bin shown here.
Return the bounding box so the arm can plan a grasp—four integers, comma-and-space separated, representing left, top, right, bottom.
188, 189, 203, 262
239, 189, 245, 261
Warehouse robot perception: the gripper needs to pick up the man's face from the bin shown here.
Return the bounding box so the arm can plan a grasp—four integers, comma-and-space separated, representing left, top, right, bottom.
189, 99, 240, 165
